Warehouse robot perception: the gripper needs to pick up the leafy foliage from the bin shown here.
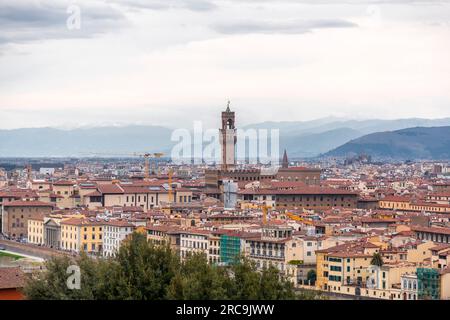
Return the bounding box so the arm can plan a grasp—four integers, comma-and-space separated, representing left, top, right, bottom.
370, 252, 384, 267
306, 269, 317, 283
24, 232, 306, 300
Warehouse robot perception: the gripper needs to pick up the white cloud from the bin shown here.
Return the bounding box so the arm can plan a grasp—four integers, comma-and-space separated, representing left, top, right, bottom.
0, 0, 127, 45
0, 0, 449, 129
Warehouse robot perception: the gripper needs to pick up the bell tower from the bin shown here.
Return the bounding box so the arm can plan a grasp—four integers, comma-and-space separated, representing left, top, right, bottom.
282, 149, 289, 168
220, 101, 237, 171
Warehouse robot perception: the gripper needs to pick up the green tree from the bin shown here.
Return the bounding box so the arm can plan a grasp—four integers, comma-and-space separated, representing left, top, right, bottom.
24, 233, 179, 300
370, 252, 384, 267
167, 253, 229, 300
227, 258, 260, 300
24, 232, 300, 300
306, 269, 317, 284
258, 265, 296, 300
106, 232, 179, 300
24, 253, 104, 300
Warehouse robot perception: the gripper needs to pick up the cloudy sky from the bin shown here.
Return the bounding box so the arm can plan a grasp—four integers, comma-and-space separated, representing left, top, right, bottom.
0, 0, 450, 129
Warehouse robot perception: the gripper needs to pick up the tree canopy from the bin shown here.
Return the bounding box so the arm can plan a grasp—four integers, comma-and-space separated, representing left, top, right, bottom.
24, 232, 306, 300
370, 252, 384, 267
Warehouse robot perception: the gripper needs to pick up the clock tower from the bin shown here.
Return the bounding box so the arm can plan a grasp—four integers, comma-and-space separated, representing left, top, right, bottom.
219, 101, 237, 171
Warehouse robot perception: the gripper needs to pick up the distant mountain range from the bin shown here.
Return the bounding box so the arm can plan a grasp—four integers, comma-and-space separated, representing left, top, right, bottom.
245, 117, 450, 158
325, 126, 450, 160
1, 117, 450, 158
0, 126, 173, 157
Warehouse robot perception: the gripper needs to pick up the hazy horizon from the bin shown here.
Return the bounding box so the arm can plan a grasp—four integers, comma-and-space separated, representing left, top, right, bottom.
1, 115, 450, 131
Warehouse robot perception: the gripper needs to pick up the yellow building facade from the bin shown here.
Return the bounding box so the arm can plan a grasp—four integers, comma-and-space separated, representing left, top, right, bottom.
27, 217, 44, 245
61, 218, 103, 254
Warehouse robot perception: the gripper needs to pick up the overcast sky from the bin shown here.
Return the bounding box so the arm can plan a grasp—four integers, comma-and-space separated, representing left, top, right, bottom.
0, 0, 450, 130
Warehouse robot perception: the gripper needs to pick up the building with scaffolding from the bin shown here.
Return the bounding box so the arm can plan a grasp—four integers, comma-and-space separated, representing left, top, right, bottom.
417, 268, 440, 300
220, 233, 242, 265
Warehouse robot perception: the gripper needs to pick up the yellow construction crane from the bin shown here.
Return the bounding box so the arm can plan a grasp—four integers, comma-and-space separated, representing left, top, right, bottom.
286, 211, 313, 225
133, 152, 165, 180
260, 204, 270, 225
83, 152, 165, 180
151, 152, 165, 175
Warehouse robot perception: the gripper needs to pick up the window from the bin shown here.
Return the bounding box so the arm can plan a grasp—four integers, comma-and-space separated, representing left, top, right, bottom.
328, 257, 342, 262
330, 266, 342, 272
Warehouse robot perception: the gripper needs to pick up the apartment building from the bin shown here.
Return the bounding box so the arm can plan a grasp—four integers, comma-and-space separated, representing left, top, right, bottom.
146, 224, 182, 253
401, 273, 418, 300
84, 183, 193, 211
60, 218, 104, 254
0, 189, 39, 234
179, 230, 210, 260
239, 187, 358, 210
379, 196, 450, 213
243, 224, 302, 278
208, 231, 221, 265
412, 226, 450, 244
28, 214, 85, 249
52, 180, 76, 209
316, 241, 380, 291
28, 217, 44, 245
103, 220, 134, 257
2, 200, 53, 239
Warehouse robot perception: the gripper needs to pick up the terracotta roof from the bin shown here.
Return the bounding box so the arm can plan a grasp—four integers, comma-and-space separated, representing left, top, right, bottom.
360, 218, 398, 224
97, 184, 124, 194
3, 200, 54, 208
0, 190, 38, 199
430, 243, 450, 252
53, 180, 75, 186
61, 217, 104, 226
381, 196, 411, 202
266, 181, 307, 188
410, 201, 450, 208
104, 220, 135, 227
411, 225, 450, 236
317, 241, 380, 254
147, 224, 182, 233
0, 267, 26, 290
428, 192, 450, 198
85, 190, 102, 197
